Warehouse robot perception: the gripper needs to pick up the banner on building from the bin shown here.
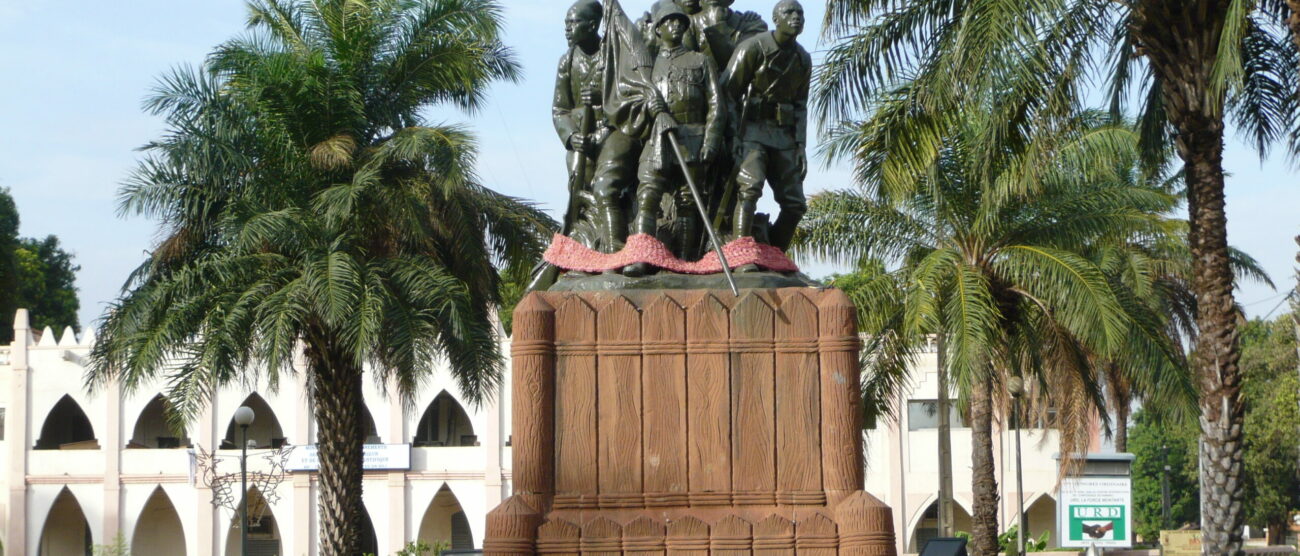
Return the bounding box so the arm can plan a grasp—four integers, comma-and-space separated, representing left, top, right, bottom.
1057, 476, 1132, 548
288, 443, 411, 472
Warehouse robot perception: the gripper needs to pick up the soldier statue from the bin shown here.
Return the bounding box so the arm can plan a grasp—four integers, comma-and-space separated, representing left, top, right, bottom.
692, 0, 768, 71
721, 0, 809, 252
623, 2, 724, 277
553, 0, 610, 247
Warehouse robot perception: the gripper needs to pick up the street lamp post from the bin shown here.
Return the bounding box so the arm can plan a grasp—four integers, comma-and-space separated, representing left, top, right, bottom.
1007, 376, 1027, 556
1161, 444, 1172, 529
233, 405, 255, 556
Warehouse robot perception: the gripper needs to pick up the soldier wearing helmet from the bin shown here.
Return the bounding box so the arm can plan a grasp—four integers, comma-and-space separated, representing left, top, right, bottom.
623, 2, 724, 276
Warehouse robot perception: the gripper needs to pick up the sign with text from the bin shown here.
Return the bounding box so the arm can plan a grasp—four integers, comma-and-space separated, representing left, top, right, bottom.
288, 443, 411, 472
1057, 476, 1132, 548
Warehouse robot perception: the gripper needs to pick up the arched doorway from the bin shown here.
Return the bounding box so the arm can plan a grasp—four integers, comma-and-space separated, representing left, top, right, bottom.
130, 395, 189, 448
1024, 494, 1058, 547
414, 392, 476, 447
418, 484, 475, 550
38, 487, 91, 555
908, 499, 975, 553
224, 488, 281, 556
35, 395, 97, 450
222, 393, 285, 449
362, 404, 380, 444
132, 487, 186, 555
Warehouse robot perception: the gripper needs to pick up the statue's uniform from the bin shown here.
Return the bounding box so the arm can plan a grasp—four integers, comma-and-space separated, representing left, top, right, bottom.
721, 30, 810, 251
553, 45, 609, 192
634, 45, 723, 258
555, 43, 645, 253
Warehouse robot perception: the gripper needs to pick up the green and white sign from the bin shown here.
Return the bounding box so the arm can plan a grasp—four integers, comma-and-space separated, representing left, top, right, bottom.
1057, 477, 1132, 548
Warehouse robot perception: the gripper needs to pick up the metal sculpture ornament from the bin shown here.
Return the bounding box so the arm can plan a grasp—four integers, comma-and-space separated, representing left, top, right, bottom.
534, 0, 812, 293
193, 445, 293, 526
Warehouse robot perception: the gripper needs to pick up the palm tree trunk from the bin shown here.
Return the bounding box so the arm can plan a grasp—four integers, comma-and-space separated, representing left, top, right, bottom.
1104, 362, 1130, 453
1288, 1, 1300, 66
969, 377, 1000, 556
1178, 115, 1245, 556
307, 338, 366, 556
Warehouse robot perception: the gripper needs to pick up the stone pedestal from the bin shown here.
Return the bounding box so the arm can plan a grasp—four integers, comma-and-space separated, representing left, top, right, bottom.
484, 289, 896, 555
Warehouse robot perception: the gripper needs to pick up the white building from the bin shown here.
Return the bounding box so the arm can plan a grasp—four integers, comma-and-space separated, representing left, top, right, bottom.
1, 307, 1096, 556
866, 338, 1099, 554
1, 309, 512, 555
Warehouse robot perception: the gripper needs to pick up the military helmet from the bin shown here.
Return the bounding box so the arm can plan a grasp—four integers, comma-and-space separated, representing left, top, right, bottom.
651, 0, 690, 27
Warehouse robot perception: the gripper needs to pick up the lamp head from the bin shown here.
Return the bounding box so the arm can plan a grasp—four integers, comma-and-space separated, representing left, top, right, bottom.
1006, 376, 1024, 398
234, 405, 255, 426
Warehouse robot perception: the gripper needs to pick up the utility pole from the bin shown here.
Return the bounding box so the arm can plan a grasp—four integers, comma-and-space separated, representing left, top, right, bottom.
937, 333, 955, 536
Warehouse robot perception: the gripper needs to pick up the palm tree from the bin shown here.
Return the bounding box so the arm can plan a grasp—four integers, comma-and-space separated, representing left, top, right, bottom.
85, 1, 552, 553
817, 2, 1300, 551
799, 105, 1184, 555
1091, 231, 1273, 452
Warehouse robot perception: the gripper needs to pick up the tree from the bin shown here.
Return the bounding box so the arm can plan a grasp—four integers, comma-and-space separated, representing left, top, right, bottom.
0, 188, 82, 342
1240, 315, 1300, 544
798, 106, 1184, 555
15, 236, 81, 333
0, 188, 19, 343
817, 1, 1300, 550
85, 1, 551, 554
1129, 409, 1200, 542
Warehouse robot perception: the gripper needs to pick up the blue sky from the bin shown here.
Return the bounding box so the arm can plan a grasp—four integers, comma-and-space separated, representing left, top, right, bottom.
0, 1, 1295, 329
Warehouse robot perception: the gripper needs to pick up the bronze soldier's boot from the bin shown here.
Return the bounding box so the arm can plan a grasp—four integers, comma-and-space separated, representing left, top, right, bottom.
623, 186, 662, 277
732, 194, 758, 240
674, 212, 699, 260
597, 202, 626, 254
769, 209, 804, 252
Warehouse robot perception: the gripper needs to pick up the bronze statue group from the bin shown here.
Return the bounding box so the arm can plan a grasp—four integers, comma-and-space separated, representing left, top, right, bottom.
543, 0, 809, 283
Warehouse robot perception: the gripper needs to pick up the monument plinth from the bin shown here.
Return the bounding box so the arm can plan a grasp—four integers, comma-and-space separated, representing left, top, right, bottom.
484, 288, 896, 555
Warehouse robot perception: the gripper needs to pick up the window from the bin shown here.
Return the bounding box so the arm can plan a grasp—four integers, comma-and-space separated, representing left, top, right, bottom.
907, 399, 966, 431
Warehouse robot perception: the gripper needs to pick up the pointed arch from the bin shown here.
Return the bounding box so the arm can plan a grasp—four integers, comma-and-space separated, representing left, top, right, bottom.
414, 391, 476, 447
418, 483, 475, 549
223, 487, 282, 556
1024, 493, 1057, 547
35, 395, 97, 450
38, 487, 91, 555
907, 497, 975, 553
222, 393, 286, 449
362, 403, 380, 444
130, 395, 189, 448
132, 486, 186, 555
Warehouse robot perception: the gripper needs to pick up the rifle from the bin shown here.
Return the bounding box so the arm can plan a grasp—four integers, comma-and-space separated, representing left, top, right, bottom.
711, 81, 754, 233
528, 97, 597, 292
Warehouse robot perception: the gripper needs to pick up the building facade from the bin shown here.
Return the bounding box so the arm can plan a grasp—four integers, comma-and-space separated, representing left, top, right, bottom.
865, 338, 1099, 554
2, 308, 1096, 556
1, 309, 513, 555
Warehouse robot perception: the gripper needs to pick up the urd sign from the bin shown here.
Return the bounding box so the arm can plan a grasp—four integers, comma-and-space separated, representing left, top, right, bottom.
1058, 476, 1132, 548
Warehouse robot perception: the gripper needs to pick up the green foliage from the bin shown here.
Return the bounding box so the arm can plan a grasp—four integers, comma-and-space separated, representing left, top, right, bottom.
92, 533, 130, 556
394, 540, 446, 555
15, 235, 81, 333
1129, 409, 1200, 541
0, 188, 81, 342
0, 188, 18, 343
796, 109, 1185, 460
997, 525, 1050, 553
1240, 314, 1300, 533
87, 0, 552, 551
